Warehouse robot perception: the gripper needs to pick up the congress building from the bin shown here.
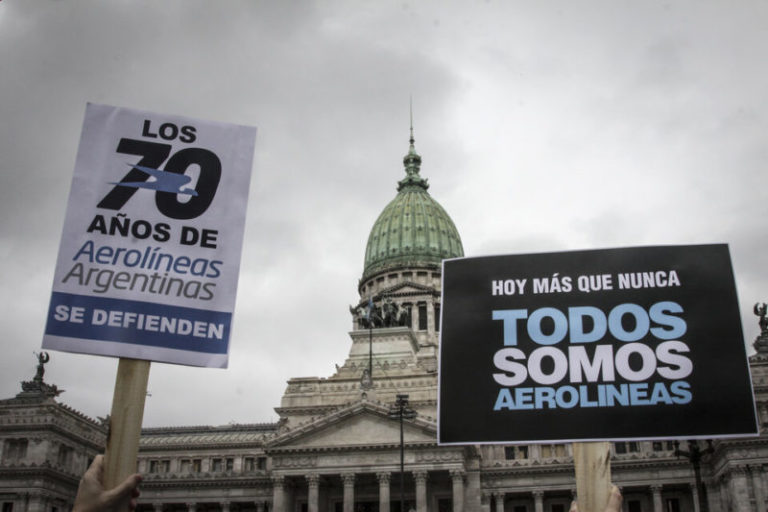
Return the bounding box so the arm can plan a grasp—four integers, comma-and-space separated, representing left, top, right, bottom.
2, 131, 768, 512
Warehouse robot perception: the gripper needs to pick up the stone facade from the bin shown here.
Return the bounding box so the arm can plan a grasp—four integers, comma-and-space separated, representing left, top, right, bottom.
2, 136, 768, 512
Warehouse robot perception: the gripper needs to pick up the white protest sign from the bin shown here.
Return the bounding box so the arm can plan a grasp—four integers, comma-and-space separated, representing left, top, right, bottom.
43, 103, 257, 368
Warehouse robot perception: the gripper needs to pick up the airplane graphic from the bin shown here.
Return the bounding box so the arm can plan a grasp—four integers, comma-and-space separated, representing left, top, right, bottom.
110, 164, 199, 196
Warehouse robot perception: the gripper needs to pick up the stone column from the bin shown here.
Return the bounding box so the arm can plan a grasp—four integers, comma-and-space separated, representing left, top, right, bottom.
729, 466, 751, 512
153, 503, 163, 512
186, 503, 197, 512
751, 465, 765, 512
307, 473, 320, 512
533, 490, 544, 512
650, 485, 663, 512
220, 502, 230, 512
272, 475, 286, 512
255, 503, 265, 512
690, 483, 700, 512
342, 472, 355, 512
415, 470, 428, 512
451, 470, 465, 512
494, 492, 505, 512
378, 472, 391, 512
704, 480, 720, 512
481, 492, 491, 512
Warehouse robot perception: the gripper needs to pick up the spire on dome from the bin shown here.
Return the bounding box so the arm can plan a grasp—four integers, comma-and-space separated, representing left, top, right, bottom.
398, 99, 428, 191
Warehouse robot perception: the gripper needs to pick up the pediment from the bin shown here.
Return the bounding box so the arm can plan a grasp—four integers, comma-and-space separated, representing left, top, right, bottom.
379, 281, 436, 297
267, 400, 436, 451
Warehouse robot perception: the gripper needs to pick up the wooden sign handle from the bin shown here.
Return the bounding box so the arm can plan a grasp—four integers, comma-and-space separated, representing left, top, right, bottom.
573, 441, 612, 512
103, 358, 151, 495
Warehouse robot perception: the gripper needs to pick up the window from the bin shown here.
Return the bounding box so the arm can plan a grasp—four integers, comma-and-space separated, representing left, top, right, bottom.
180, 460, 190, 473
3, 502, 14, 512
505, 446, 529, 460
225, 458, 234, 471
244, 457, 255, 472
614, 443, 627, 454
552, 504, 566, 512
212, 458, 222, 472
541, 444, 565, 458
149, 461, 158, 473
628, 500, 642, 512
434, 304, 441, 331
418, 303, 427, 330
193, 459, 201, 473
160, 460, 170, 473
628, 442, 639, 453
57, 445, 74, 468
652, 442, 663, 451
257, 457, 267, 470
2, 439, 28, 463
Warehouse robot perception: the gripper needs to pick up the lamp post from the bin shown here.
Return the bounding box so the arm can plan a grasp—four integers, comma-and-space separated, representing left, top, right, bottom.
674, 440, 714, 512
389, 394, 417, 512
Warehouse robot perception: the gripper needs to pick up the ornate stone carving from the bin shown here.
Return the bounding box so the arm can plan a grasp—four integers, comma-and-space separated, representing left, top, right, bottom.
377, 472, 391, 484
272, 456, 317, 469
755, 303, 768, 353
306, 473, 320, 487
413, 470, 428, 484
416, 450, 462, 462
342, 472, 356, 485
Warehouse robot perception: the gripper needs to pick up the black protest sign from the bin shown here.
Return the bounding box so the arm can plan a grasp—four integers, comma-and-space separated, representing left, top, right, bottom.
438, 245, 757, 445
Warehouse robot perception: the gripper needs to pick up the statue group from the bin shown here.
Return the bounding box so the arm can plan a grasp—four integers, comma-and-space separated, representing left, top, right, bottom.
354, 298, 411, 329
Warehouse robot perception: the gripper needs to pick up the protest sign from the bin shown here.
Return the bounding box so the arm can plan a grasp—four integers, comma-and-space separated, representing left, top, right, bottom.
438, 244, 758, 445
42, 103, 257, 368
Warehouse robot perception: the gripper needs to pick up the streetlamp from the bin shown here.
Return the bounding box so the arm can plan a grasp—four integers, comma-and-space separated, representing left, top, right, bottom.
674, 440, 714, 512
389, 394, 417, 512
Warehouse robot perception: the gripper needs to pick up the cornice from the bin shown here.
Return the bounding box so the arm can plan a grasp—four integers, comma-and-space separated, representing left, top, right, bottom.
139, 441, 269, 452
141, 474, 273, 490
0, 463, 81, 487
0, 420, 106, 451
141, 423, 278, 435
267, 440, 438, 455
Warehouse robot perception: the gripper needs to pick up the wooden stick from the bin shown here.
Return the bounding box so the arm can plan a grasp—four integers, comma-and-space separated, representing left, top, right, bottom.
573, 441, 612, 512
103, 358, 151, 497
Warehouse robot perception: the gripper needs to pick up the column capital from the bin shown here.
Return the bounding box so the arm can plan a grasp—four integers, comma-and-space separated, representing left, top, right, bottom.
306, 473, 320, 487
342, 472, 356, 485
186, 504, 197, 511
749, 463, 764, 473
414, 470, 429, 483
493, 492, 505, 500
731, 465, 748, 475
377, 471, 391, 484
650, 484, 663, 493
533, 490, 544, 499
450, 469, 465, 481
272, 474, 285, 487
153, 503, 164, 512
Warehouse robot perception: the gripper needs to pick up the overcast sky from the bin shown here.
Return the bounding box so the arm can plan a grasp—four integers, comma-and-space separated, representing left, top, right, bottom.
1, 1, 767, 428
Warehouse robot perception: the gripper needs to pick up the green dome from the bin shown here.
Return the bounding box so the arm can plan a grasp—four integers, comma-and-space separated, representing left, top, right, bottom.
362, 133, 464, 281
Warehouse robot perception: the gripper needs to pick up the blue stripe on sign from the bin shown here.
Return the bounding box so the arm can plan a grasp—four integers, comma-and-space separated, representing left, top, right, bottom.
44, 292, 230, 354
